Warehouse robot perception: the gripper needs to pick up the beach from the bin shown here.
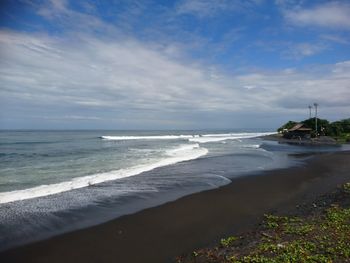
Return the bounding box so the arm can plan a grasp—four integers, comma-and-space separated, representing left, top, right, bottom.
1, 150, 349, 263
2, 1, 350, 262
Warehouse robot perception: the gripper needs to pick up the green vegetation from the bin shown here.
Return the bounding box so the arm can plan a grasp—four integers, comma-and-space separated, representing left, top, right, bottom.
344, 183, 350, 193
277, 121, 298, 133
220, 236, 238, 248
277, 118, 350, 142
176, 183, 350, 263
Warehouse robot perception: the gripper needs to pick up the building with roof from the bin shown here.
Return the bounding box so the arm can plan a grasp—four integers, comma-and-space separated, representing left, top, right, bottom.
283, 123, 312, 139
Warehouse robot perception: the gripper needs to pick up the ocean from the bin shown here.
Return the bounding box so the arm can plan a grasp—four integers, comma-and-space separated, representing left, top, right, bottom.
0, 130, 346, 250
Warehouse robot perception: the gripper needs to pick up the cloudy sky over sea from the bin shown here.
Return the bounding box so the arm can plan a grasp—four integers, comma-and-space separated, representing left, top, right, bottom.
0, 0, 349, 129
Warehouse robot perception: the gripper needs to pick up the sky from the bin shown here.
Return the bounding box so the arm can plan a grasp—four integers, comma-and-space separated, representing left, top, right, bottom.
0, 0, 349, 130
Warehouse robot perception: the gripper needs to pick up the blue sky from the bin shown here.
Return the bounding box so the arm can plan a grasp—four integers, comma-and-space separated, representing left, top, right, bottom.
0, 0, 349, 129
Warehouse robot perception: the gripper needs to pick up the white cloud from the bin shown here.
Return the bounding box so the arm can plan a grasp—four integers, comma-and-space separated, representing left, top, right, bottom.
320, 34, 350, 45
1, 30, 349, 129
32, 0, 117, 34
257, 39, 330, 59
0, 30, 238, 113
284, 2, 350, 29
176, 0, 230, 17
0, 1, 349, 128
285, 42, 328, 59
237, 62, 350, 112
175, 0, 262, 18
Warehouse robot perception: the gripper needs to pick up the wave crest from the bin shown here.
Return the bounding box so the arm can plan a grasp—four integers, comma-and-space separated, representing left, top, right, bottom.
189, 132, 274, 143
0, 144, 208, 204
101, 132, 275, 142
101, 135, 194, 140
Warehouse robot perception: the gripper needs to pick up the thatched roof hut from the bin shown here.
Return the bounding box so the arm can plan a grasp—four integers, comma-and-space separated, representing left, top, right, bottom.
283, 123, 312, 139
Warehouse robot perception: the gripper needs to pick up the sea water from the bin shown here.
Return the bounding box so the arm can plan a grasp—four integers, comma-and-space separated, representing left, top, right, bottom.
0, 130, 344, 250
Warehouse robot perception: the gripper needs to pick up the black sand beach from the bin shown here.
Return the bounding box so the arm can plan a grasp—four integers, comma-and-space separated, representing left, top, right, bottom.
1, 151, 349, 263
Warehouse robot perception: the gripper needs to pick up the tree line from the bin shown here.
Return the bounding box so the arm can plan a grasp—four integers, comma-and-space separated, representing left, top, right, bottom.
277, 118, 350, 141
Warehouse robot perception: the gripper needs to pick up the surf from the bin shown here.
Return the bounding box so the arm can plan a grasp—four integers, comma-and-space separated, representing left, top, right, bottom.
0, 144, 208, 204
188, 132, 275, 143
100, 135, 195, 140
101, 132, 274, 142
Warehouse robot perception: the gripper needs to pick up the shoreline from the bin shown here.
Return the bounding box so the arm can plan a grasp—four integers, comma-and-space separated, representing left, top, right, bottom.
178, 176, 350, 262
261, 133, 347, 146
1, 151, 350, 263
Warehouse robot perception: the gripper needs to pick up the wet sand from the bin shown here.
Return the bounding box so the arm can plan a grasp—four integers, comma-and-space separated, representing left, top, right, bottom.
1, 151, 349, 263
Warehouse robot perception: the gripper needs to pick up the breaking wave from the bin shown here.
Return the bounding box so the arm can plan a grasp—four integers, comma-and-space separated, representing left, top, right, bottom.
0, 144, 208, 204
101, 132, 274, 143
101, 135, 196, 140
188, 132, 274, 143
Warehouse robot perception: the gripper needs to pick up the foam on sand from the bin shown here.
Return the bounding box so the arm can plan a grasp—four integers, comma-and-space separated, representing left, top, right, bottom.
0, 144, 208, 204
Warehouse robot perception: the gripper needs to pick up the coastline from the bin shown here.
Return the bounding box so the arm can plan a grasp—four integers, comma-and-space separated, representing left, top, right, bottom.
1, 150, 350, 263
261, 133, 345, 146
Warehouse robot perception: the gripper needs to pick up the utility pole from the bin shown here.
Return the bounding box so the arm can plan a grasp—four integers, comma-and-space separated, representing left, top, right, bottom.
308, 105, 312, 119
314, 103, 318, 136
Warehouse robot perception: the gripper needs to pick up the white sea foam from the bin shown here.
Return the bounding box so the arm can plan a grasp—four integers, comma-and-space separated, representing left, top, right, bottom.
101, 135, 194, 140
189, 132, 274, 143
166, 143, 200, 155
101, 132, 275, 142
201, 133, 234, 137
0, 144, 208, 204
242, 144, 261, 149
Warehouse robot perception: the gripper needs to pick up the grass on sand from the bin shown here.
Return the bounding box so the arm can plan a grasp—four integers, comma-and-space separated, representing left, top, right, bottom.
177, 183, 350, 263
